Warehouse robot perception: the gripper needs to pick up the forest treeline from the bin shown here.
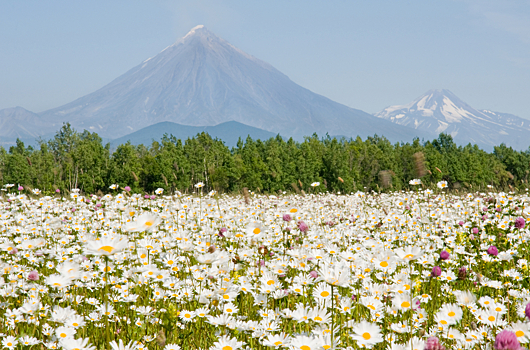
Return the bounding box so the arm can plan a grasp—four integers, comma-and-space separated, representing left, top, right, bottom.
1, 123, 529, 195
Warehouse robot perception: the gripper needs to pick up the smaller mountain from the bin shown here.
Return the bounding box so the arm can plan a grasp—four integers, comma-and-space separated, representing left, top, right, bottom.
479, 109, 530, 128
375, 89, 530, 150
110, 121, 277, 148
0, 107, 48, 139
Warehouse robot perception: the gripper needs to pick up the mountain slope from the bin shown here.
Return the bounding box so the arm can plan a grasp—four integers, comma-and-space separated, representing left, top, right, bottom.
39, 25, 422, 142
0, 107, 47, 139
375, 89, 530, 150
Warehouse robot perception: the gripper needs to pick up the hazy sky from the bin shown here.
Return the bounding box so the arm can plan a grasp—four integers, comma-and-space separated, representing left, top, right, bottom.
2, 0, 530, 118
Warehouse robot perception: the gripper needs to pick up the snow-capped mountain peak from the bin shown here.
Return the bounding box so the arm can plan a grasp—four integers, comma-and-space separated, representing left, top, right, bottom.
375, 89, 530, 150
185, 24, 205, 36
379, 89, 484, 126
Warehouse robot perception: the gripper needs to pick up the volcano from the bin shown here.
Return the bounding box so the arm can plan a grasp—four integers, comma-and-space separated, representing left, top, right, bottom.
38, 25, 422, 142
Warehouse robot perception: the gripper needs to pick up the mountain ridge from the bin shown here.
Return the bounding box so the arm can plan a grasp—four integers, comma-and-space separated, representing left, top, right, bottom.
110, 120, 278, 148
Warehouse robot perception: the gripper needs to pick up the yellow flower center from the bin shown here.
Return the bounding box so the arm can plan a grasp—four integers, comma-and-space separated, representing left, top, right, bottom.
320, 291, 330, 297
380, 261, 388, 267
448, 311, 455, 317
516, 330, 524, 337
362, 332, 371, 340
401, 301, 410, 308
98, 246, 114, 253
253, 228, 261, 234
488, 316, 495, 322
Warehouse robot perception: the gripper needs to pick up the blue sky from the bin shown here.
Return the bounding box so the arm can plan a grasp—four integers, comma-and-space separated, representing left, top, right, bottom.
1, 0, 530, 118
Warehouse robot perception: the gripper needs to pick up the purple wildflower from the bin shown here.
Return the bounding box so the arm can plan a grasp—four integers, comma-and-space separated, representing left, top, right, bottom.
494, 330, 522, 350
309, 270, 318, 278
27, 271, 39, 281
487, 245, 499, 256
298, 221, 309, 233
424, 336, 446, 350
440, 250, 450, 260
283, 214, 292, 222
525, 302, 530, 321
472, 227, 479, 234
431, 266, 442, 277
515, 217, 525, 229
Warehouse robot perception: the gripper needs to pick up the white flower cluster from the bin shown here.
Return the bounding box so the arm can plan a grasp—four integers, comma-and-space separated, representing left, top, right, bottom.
0, 188, 527, 349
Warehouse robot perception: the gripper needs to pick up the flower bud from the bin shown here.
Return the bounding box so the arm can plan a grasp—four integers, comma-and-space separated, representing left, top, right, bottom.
457, 267, 467, 280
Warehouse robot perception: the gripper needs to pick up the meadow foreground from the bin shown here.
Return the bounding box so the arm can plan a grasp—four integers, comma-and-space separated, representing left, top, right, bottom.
1, 184, 529, 350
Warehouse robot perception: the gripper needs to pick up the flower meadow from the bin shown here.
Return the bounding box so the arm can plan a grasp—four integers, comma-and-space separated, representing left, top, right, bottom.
2, 182, 530, 350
